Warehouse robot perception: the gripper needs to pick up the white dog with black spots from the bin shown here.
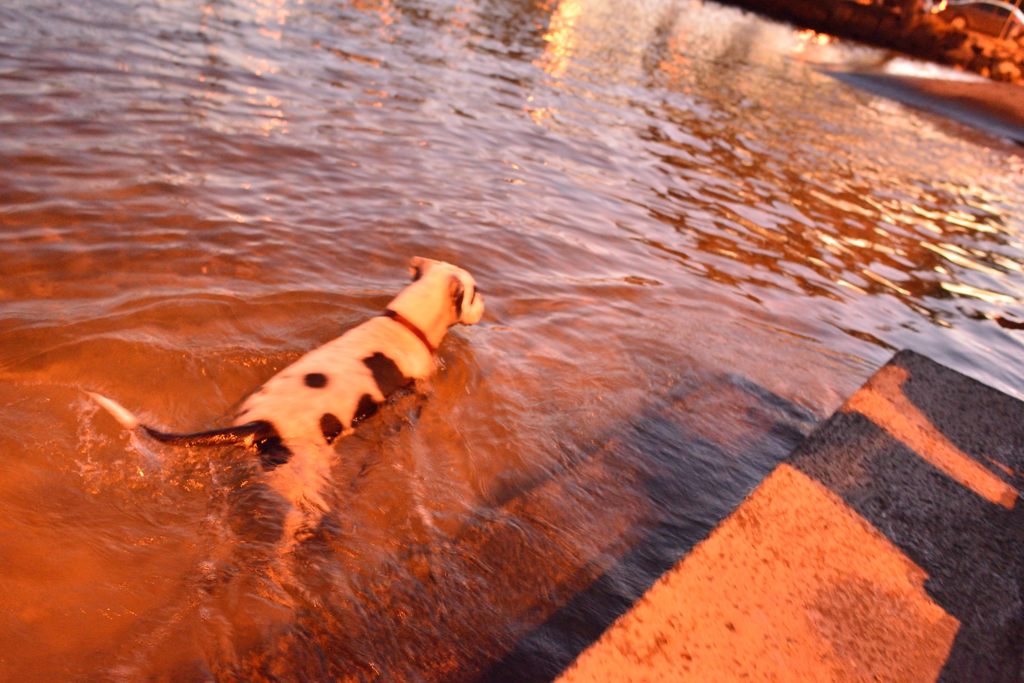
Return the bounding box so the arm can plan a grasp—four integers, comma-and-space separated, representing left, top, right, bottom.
91, 256, 485, 541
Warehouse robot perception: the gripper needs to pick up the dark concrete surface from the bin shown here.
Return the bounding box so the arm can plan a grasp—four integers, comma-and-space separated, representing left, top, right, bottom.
788, 349, 1024, 681
481, 376, 818, 683
830, 71, 1024, 144
550, 349, 1021, 682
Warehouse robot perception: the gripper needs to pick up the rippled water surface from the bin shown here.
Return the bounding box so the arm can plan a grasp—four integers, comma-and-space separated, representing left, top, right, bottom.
2, 0, 1024, 680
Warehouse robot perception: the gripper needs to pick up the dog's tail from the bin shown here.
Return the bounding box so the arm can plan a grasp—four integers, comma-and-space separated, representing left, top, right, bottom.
87, 392, 268, 449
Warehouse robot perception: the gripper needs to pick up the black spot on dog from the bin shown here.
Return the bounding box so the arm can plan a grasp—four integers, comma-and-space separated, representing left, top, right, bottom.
453, 282, 464, 319
363, 352, 409, 398
304, 372, 328, 388
252, 422, 292, 470
320, 413, 344, 444
353, 394, 378, 426
257, 438, 291, 470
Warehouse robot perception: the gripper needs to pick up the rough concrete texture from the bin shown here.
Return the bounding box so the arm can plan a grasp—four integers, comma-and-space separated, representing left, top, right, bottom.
557, 349, 1023, 682
790, 350, 1023, 681
558, 465, 960, 682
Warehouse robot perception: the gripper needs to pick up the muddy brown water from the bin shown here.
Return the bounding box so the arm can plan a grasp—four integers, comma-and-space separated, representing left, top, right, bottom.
2, 0, 1023, 680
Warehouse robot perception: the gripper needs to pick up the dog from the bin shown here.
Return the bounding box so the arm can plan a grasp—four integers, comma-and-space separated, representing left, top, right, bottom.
90, 256, 485, 538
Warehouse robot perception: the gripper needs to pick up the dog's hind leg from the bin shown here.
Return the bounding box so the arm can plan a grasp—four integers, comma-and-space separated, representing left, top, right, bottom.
263, 441, 334, 549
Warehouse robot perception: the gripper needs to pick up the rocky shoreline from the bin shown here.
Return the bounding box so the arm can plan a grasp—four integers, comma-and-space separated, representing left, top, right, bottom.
718, 0, 1024, 83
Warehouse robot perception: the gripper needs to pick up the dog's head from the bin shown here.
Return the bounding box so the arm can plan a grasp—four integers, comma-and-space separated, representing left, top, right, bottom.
408, 256, 485, 326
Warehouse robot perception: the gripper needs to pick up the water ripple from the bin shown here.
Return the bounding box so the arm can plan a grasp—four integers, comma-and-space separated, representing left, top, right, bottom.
2, 0, 1023, 678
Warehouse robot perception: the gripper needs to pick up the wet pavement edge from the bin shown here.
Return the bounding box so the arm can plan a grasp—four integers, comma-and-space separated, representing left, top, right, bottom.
554, 350, 1023, 682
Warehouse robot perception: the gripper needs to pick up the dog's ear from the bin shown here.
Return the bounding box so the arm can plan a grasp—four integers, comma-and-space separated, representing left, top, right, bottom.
409, 256, 425, 282
449, 274, 465, 319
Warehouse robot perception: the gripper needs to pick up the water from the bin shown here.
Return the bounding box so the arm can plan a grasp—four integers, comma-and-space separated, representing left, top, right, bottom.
1, 0, 1023, 679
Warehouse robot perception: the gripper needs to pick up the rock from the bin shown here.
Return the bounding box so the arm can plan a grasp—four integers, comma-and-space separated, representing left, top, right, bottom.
876, 13, 903, 41
993, 60, 1022, 82
911, 24, 950, 52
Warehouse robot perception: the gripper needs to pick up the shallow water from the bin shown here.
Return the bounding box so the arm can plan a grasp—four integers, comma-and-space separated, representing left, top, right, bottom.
1, 0, 1023, 679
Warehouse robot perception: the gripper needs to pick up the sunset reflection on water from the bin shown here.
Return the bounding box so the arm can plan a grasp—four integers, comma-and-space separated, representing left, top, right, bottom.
0, 0, 1023, 679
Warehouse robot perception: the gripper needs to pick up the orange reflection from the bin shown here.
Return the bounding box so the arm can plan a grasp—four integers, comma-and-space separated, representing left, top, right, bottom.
352, 0, 398, 28
244, 0, 290, 41
792, 28, 833, 54
846, 365, 1019, 509
559, 465, 959, 682
536, 0, 582, 78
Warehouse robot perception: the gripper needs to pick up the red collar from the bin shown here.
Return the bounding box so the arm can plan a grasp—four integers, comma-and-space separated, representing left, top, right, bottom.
380, 308, 436, 355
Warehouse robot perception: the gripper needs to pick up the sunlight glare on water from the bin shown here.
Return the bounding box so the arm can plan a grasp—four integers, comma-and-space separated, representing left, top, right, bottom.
1, 0, 1023, 679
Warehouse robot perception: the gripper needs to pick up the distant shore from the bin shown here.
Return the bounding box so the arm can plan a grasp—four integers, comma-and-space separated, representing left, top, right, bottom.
718, 0, 1024, 84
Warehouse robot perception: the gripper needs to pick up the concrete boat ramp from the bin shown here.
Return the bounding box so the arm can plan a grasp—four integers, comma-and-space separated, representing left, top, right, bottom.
551, 350, 1023, 682
251, 350, 1022, 681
